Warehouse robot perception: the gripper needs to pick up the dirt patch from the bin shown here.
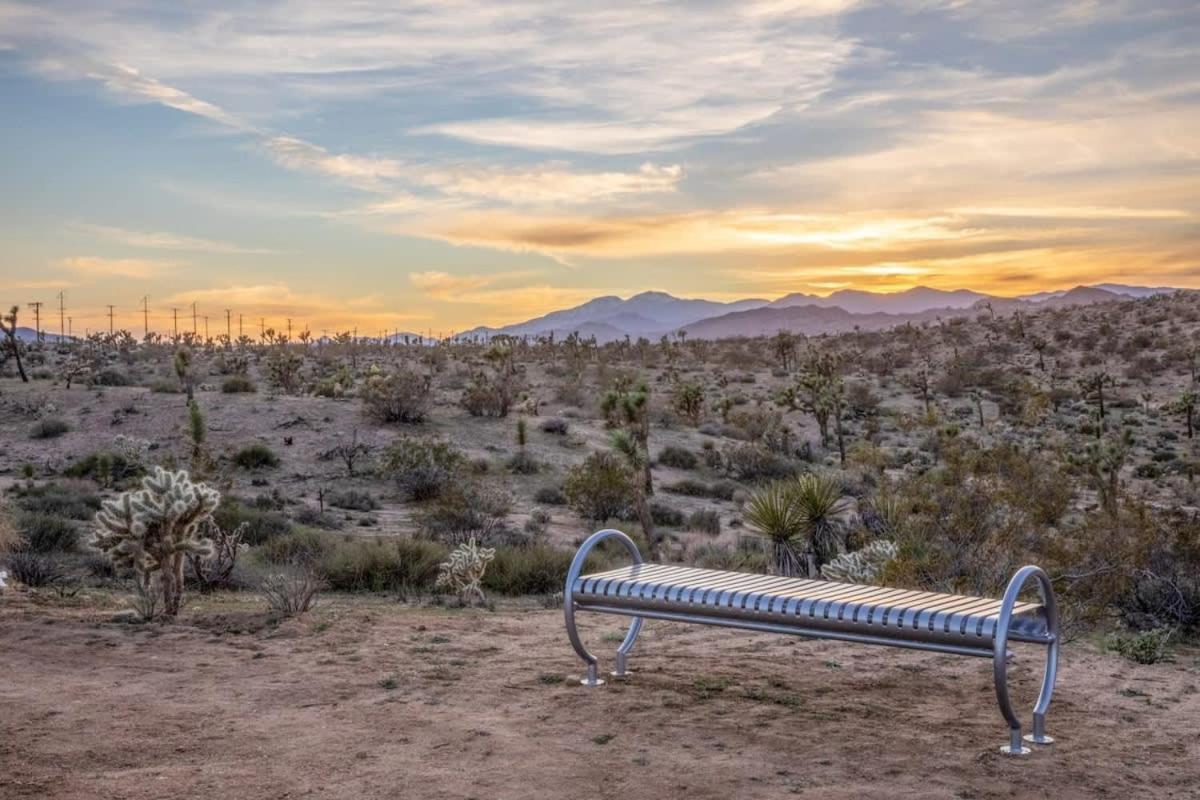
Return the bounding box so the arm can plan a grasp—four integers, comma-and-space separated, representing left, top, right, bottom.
1, 593, 1197, 799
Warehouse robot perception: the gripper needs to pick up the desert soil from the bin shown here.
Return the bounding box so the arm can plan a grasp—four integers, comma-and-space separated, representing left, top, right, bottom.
2, 593, 1198, 800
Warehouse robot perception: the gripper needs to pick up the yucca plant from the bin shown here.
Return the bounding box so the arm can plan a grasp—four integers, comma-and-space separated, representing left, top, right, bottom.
745, 472, 849, 577
744, 481, 808, 576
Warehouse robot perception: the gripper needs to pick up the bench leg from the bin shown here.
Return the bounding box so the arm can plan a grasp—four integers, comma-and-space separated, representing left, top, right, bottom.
563, 529, 646, 688
611, 617, 643, 679
994, 566, 1060, 756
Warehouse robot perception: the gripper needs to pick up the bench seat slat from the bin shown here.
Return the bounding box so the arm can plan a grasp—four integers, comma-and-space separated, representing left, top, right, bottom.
573, 564, 1047, 647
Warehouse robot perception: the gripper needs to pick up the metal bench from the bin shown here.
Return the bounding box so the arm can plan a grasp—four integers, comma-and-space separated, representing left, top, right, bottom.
564, 529, 1060, 756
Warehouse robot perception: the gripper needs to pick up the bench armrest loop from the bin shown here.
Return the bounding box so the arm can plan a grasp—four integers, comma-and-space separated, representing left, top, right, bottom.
564, 529, 644, 683
993, 564, 1060, 752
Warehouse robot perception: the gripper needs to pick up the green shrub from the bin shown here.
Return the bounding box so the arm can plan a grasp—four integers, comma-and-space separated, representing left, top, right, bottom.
649, 502, 684, 527
361, 369, 431, 424
14, 482, 101, 520
540, 418, 569, 435
221, 375, 257, 394
256, 528, 334, 565
233, 443, 280, 469
316, 537, 446, 593
63, 452, 140, 485
1107, 628, 1174, 664
483, 544, 578, 595
214, 500, 292, 545
149, 377, 182, 393
534, 485, 568, 505
326, 489, 379, 511
722, 443, 796, 483
92, 369, 132, 387
4, 551, 65, 587
657, 446, 698, 470
16, 511, 79, 552
417, 481, 511, 544
563, 451, 635, 521
687, 509, 721, 535
507, 450, 541, 474
29, 418, 70, 439
380, 437, 465, 501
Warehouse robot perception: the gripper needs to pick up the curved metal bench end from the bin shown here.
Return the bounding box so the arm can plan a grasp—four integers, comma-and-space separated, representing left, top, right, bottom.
564, 529, 644, 686
994, 565, 1060, 755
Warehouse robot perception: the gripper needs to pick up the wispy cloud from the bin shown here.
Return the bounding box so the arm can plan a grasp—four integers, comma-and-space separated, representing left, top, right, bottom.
76, 224, 280, 255
60, 256, 174, 279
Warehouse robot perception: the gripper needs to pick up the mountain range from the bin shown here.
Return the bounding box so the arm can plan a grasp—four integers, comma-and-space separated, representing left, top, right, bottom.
455, 284, 1181, 342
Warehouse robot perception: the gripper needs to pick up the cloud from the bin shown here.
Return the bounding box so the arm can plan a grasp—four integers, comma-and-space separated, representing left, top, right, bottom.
59, 256, 173, 279
262, 137, 407, 192
76, 224, 280, 254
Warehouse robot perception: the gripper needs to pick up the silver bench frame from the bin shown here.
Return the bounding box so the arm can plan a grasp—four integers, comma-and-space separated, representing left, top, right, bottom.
564, 529, 1060, 756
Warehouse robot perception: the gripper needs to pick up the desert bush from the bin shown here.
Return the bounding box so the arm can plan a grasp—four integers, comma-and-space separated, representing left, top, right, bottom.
483, 544, 578, 595
418, 481, 512, 545
221, 375, 257, 394
461, 370, 519, 417
260, 568, 324, 616
187, 521, 247, 592
657, 446, 698, 470
361, 369, 431, 424
687, 509, 721, 535
664, 479, 711, 497
380, 436, 465, 501
16, 511, 79, 553
649, 501, 684, 527
293, 505, 344, 530
214, 500, 293, 546
534, 485, 568, 505
722, 443, 796, 483
14, 482, 101, 519
4, 550, 65, 587
256, 528, 333, 565
507, 450, 541, 475
690, 541, 768, 573
29, 417, 69, 439
92, 368, 132, 387
317, 537, 446, 593
265, 347, 304, 394
233, 443, 280, 470
563, 451, 636, 521
64, 452, 140, 486
540, 417, 569, 435
745, 473, 849, 577
1107, 627, 1174, 664
326, 489, 379, 511
0, 503, 17, 554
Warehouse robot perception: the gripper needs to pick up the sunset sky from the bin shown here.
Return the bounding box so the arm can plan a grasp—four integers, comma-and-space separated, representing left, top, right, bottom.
1, 1, 1197, 335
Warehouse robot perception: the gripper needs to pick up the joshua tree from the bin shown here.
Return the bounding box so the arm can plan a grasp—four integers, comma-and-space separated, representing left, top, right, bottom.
1173, 392, 1197, 439
0, 305, 29, 382
772, 331, 798, 372
92, 467, 220, 618
672, 381, 705, 426
1078, 369, 1115, 424
611, 429, 658, 552
798, 350, 847, 463
601, 377, 652, 495
174, 347, 195, 401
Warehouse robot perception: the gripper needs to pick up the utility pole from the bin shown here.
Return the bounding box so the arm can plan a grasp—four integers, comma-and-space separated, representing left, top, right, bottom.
204, 315, 209, 341
259, 317, 265, 340
172, 308, 179, 338
68, 317, 72, 339
106, 304, 115, 335
238, 313, 244, 338
141, 296, 149, 339
27, 301, 43, 343
224, 309, 232, 340
57, 291, 66, 341
286, 318, 292, 342
191, 302, 198, 335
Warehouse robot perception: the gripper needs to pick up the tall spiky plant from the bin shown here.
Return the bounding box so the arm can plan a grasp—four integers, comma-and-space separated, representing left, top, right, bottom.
745, 473, 849, 577
0, 305, 29, 383
92, 467, 220, 618
744, 480, 808, 576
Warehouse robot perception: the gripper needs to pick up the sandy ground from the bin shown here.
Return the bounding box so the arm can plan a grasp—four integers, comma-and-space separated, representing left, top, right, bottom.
2, 592, 1198, 800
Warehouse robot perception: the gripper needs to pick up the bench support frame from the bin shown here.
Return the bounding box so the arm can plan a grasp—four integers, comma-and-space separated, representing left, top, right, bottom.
565, 529, 1061, 756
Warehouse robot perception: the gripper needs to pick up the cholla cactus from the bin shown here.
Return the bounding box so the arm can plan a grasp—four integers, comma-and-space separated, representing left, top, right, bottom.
93, 467, 220, 618
435, 538, 496, 605
820, 539, 898, 585
114, 434, 151, 470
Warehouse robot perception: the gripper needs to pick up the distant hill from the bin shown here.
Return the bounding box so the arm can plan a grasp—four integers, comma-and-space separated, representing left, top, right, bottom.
12, 327, 71, 344
445, 283, 1180, 343
769, 286, 991, 315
